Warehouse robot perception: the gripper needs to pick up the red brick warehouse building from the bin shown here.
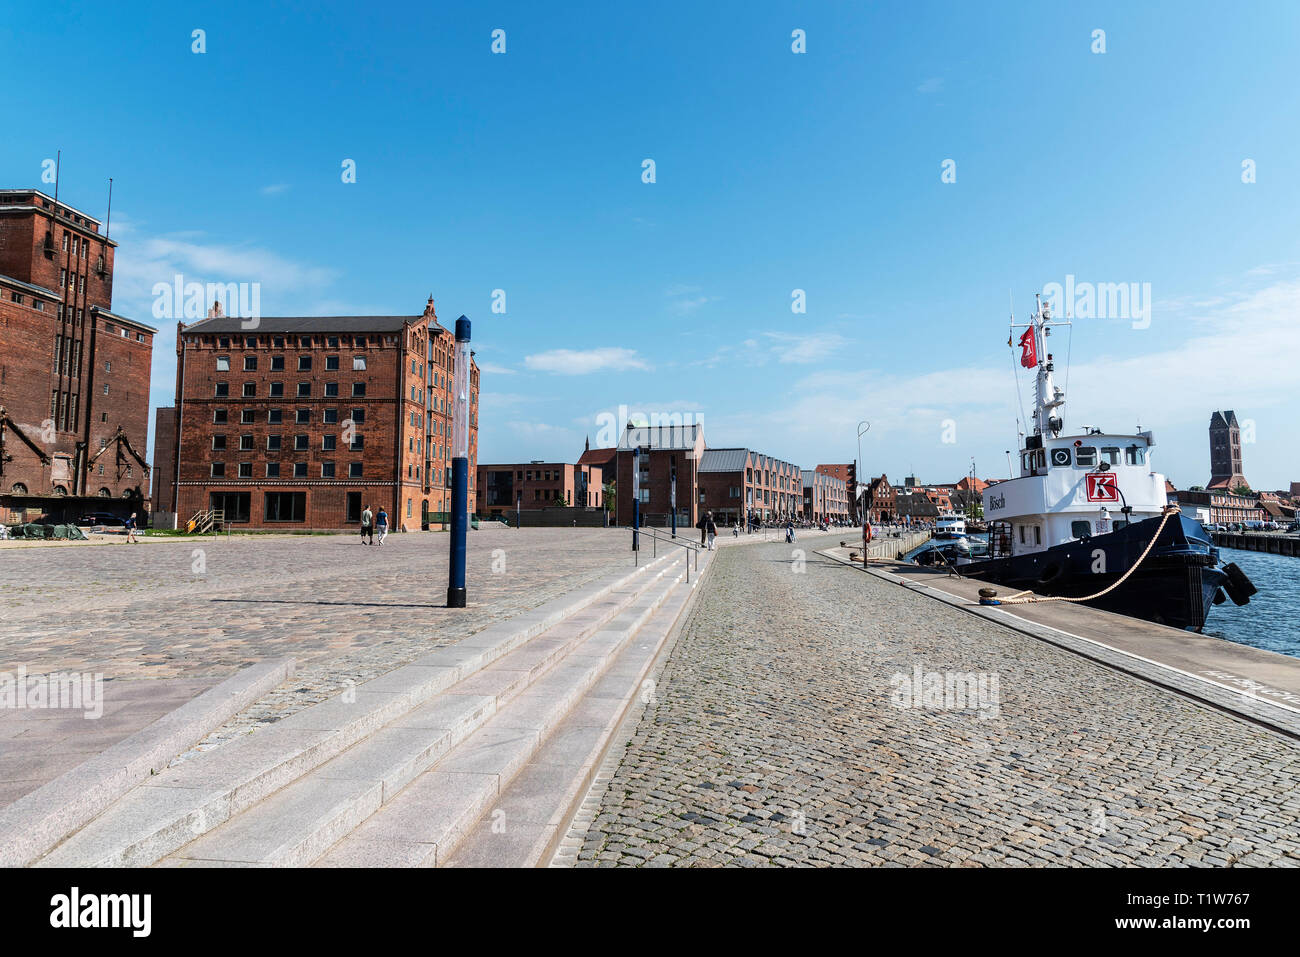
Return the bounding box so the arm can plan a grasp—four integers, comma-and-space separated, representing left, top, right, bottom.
0, 188, 154, 524
156, 297, 478, 529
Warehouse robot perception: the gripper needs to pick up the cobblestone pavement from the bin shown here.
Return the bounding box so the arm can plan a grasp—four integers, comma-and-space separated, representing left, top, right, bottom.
0, 528, 632, 743
573, 541, 1300, 867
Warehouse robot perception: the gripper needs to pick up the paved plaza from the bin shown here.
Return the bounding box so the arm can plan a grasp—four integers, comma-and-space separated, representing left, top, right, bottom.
571, 540, 1300, 866
0, 527, 633, 775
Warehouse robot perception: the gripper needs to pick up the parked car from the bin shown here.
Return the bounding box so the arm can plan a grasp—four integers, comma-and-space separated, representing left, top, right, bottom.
75, 512, 126, 527
1287, 522, 1300, 534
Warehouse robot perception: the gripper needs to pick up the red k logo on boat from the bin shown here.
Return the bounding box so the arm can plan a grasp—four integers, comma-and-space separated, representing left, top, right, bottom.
1086, 472, 1120, 503
1018, 327, 1038, 368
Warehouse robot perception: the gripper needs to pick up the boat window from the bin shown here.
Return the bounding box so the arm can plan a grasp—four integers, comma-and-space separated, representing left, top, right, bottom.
1100, 447, 1120, 465
1034, 526, 1042, 545
1125, 445, 1145, 466
1071, 520, 1091, 538
1113, 520, 1129, 531
1018, 526, 1026, 544
1034, 449, 1046, 470
1075, 446, 1096, 467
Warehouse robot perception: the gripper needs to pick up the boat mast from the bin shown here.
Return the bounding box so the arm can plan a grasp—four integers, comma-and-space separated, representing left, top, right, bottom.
1031, 295, 1066, 437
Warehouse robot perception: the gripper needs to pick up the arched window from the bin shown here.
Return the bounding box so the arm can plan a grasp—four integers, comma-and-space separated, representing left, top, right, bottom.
11, 483, 27, 494
98, 488, 111, 497
53, 485, 68, 496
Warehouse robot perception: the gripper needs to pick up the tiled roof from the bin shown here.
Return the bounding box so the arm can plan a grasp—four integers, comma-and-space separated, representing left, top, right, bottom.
577, 447, 616, 467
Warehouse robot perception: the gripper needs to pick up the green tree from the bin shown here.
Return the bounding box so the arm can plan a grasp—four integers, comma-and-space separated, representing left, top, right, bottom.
1232, 484, 1253, 497
604, 481, 616, 515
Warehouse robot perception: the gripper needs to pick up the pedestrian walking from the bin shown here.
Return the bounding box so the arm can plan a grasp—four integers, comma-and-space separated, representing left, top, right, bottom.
706, 512, 717, 550
361, 505, 374, 545
697, 511, 708, 546
125, 512, 138, 544
376, 506, 389, 545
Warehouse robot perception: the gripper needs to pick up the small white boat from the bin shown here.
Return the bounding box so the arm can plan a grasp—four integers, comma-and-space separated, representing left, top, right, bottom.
935, 513, 967, 539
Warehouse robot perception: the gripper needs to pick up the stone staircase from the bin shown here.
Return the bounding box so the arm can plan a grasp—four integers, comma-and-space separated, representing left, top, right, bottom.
34, 545, 709, 868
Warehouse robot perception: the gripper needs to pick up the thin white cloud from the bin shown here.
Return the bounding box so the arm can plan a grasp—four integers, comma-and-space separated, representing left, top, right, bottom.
916, 77, 944, 94
524, 348, 650, 375
475, 361, 516, 375
260, 184, 290, 196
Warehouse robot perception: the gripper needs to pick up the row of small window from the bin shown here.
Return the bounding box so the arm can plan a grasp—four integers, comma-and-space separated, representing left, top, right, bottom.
58, 269, 86, 295
212, 408, 366, 425
216, 355, 366, 372
210, 462, 363, 479
1024, 445, 1147, 471
743, 467, 797, 489
214, 381, 365, 398
208, 335, 392, 349
213, 435, 363, 451
8, 289, 47, 310
62, 231, 93, 258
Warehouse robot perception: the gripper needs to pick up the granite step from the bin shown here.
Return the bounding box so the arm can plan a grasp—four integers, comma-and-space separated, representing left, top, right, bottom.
155, 553, 687, 866
35, 550, 676, 867
313, 554, 700, 867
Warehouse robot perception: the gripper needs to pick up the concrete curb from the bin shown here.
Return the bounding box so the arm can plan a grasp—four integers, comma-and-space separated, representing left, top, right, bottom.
816, 547, 1300, 741
0, 657, 296, 867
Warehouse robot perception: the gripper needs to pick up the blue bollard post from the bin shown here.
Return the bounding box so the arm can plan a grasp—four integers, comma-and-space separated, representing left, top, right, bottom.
447, 316, 471, 608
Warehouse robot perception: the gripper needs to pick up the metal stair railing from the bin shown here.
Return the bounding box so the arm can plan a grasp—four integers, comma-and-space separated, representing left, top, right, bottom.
633, 526, 702, 582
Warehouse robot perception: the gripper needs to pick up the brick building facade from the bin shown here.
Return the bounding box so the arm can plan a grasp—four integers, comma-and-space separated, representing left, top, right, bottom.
477, 461, 604, 517
697, 447, 804, 527
1208, 410, 1249, 490
0, 188, 154, 524
801, 467, 850, 523
1174, 488, 1265, 526
614, 423, 705, 528
161, 297, 478, 529
862, 474, 897, 524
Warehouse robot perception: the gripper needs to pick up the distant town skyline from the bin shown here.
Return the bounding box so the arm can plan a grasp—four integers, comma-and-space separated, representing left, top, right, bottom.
4, 0, 1297, 488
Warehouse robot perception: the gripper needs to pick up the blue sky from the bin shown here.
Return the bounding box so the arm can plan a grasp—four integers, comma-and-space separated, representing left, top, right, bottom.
5, 0, 1299, 489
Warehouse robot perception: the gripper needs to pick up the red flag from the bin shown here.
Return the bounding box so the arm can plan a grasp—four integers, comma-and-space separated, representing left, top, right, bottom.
1018, 327, 1038, 369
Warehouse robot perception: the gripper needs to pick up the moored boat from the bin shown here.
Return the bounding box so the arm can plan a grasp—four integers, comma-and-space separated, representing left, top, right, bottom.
938, 295, 1256, 631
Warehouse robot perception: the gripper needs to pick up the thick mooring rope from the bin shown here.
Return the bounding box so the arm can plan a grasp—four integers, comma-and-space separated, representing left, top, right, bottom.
990, 504, 1181, 606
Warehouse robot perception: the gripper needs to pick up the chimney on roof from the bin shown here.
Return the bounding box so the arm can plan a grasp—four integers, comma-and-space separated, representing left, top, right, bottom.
207, 301, 224, 319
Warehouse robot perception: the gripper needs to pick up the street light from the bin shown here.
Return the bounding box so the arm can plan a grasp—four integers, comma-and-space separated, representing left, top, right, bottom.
856, 420, 870, 523
446, 316, 471, 608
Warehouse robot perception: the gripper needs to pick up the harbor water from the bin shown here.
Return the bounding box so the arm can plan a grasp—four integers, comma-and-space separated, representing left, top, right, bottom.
1203, 546, 1300, 659
903, 538, 1300, 659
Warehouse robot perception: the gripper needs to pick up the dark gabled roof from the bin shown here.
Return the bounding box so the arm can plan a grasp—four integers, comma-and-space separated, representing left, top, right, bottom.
698, 448, 751, 473
182, 315, 420, 335
1210, 410, 1239, 429
578, 447, 616, 467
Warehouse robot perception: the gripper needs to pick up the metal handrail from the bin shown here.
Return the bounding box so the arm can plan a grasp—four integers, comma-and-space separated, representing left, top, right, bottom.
633, 526, 701, 582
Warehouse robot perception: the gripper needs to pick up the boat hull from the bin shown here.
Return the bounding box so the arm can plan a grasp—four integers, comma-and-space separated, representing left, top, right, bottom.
956, 514, 1231, 631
